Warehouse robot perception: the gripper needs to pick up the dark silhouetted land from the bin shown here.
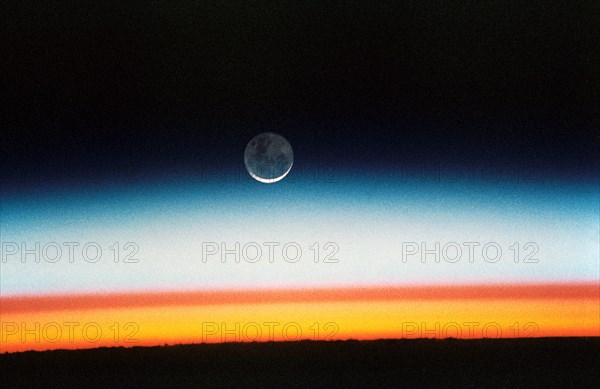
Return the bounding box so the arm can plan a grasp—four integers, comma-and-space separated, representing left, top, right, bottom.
1, 338, 598, 387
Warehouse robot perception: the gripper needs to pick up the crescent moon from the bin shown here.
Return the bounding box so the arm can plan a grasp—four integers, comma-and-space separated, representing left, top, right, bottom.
244, 132, 294, 184
248, 163, 293, 183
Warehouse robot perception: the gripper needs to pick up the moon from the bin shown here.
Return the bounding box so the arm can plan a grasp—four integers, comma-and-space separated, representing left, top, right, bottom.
244, 132, 294, 183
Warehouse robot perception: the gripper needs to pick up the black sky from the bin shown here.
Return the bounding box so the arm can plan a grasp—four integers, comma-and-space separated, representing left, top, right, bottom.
2, 1, 598, 192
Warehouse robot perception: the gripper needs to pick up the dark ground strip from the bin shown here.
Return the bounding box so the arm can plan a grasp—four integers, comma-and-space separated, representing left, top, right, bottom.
1, 337, 598, 388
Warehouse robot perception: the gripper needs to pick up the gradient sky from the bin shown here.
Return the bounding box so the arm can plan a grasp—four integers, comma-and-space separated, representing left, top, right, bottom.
1, 170, 598, 295
1, 2, 597, 351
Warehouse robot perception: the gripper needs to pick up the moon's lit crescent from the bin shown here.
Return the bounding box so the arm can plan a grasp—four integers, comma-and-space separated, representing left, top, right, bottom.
244, 132, 294, 184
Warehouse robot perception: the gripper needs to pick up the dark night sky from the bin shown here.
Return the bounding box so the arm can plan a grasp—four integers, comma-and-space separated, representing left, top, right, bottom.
2, 1, 598, 193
